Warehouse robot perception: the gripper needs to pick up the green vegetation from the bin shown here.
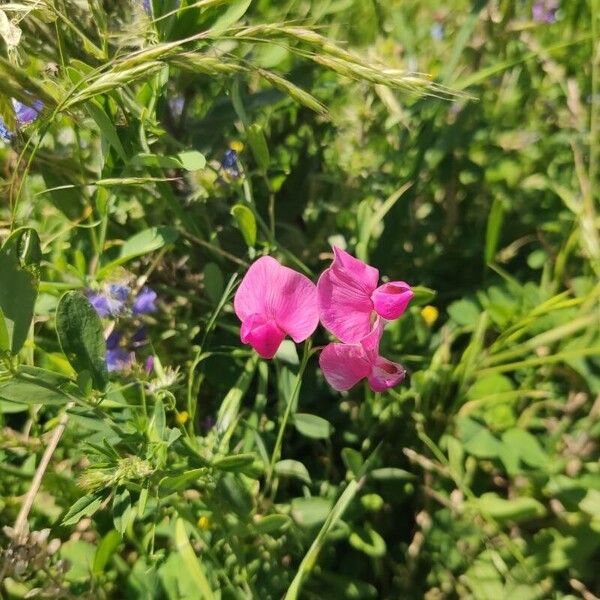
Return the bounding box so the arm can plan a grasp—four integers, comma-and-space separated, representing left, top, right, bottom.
0, 1, 598, 598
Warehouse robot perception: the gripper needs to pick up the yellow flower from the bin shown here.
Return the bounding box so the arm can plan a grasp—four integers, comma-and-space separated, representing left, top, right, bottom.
421, 305, 439, 327
176, 411, 189, 425
229, 140, 244, 153
197, 515, 210, 529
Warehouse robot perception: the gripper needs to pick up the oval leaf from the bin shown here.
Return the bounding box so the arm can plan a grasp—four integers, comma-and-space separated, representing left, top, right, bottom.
56, 292, 108, 391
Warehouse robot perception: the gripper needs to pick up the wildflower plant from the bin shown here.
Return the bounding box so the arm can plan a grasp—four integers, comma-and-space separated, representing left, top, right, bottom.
0, 1, 599, 599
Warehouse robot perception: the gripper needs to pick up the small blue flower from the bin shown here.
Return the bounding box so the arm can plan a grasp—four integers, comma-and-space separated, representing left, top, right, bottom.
220, 149, 241, 178
12, 99, 43, 126
169, 96, 185, 119
430, 23, 444, 41
88, 284, 130, 317
105, 330, 136, 372
132, 287, 157, 315
0, 117, 13, 142
142, 0, 152, 16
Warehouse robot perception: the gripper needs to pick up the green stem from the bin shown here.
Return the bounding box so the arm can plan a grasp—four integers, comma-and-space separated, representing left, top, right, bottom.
267, 340, 312, 487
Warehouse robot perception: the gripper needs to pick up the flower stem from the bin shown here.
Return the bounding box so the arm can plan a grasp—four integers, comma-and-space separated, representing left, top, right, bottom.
267, 340, 312, 490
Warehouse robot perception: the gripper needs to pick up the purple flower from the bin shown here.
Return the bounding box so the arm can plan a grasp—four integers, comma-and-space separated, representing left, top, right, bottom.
12, 99, 43, 126
532, 0, 558, 23
145, 355, 155, 375
88, 284, 130, 318
169, 96, 185, 119
142, 0, 152, 16
132, 287, 157, 315
220, 149, 240, 178
105, 330, 135, 372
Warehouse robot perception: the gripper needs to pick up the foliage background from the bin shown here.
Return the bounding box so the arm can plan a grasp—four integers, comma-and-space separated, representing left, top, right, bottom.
0, 0, 599, 599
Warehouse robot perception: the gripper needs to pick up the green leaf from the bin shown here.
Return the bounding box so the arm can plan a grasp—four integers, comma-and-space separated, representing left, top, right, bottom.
247, 123, 270, 171
456, 417, 502, 458
119, 226, 178, 262
341, 448, 363, 477
209, 0, 252, 34
60, 540, 96, 583
174, 519, 215, 600
485, 197, 504, 265
254, 514, 292, 535
62, 492, 103, 526
93, 530, 121, 576
177, 150, 206, 171
349, 524, 387, 558
0, 307, 10, 353
294, 413, 332, 439
113, 488, 134, 536
203, 262, 224, 304
448, 298, 481, 327
56, 292, 108, 391
86, 100, 127, 162
369, 468, 416, 481
275, 459, 312, 485
473, 492, 546, 523
130, 153, 186, 169
410, 286, 437, 306
159, 468, 208, 494
0, 228, 41, 354
0, 373, 73, 406
212, 453, 257, 472
231, 204, 257, 247
501, 428, 549, 469
290, 496, 333, 528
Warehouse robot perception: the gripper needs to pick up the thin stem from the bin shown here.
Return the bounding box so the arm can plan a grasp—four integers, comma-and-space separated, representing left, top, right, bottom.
12, 401, 75, 542
267, 340, 312, 489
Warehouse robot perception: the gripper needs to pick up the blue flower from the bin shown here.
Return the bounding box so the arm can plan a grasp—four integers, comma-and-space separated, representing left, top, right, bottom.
12, 99, 43, 126
0, 98, 43, 141
132, 287, 157, 315
105, 330, 135, 372
0, 118, 12, 142
88, 284, 130, 317
142, 0, 152, 16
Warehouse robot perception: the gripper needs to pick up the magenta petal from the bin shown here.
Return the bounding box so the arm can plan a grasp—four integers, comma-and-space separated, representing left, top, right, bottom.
319, 342, 372, 391
367, 357, 406, 392
240, 313, 286, 359
234, 256, 318, 345
271, 265, 319, 343
317, 247, 380, 343
371, 281, 413, 320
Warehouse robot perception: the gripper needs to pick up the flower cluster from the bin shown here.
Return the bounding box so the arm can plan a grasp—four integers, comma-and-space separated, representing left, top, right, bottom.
0, 98, 43, 141
234, 247, 413, 392
87, 283, 157, 372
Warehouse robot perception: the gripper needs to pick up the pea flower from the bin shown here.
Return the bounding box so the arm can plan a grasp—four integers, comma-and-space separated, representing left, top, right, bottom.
317, 247, 413, 344
234, 256, 319, 359
105, 330, 136, 372
0, 98, 43, 141
133, 286, 157, 315
319, 323, 406, 392
88, 284, 130, 317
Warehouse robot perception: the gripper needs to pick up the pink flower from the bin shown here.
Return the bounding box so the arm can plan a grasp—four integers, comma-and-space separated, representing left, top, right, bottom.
319, 323, 405, 392
317, 247, 413, 343
234, 256, 319, 359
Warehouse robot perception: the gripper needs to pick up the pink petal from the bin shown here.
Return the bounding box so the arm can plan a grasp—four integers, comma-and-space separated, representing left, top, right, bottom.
319, 342, 372, 391
359, 321, 384, 363
271, 266, 319, 343
234, 256, 282, 323
317, 247, 380, 343
240, 313, 285, 359
367, 357, 406, 392
234, 256, 319, 344
331, 247, 379, 292
371, 281, 413, 320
